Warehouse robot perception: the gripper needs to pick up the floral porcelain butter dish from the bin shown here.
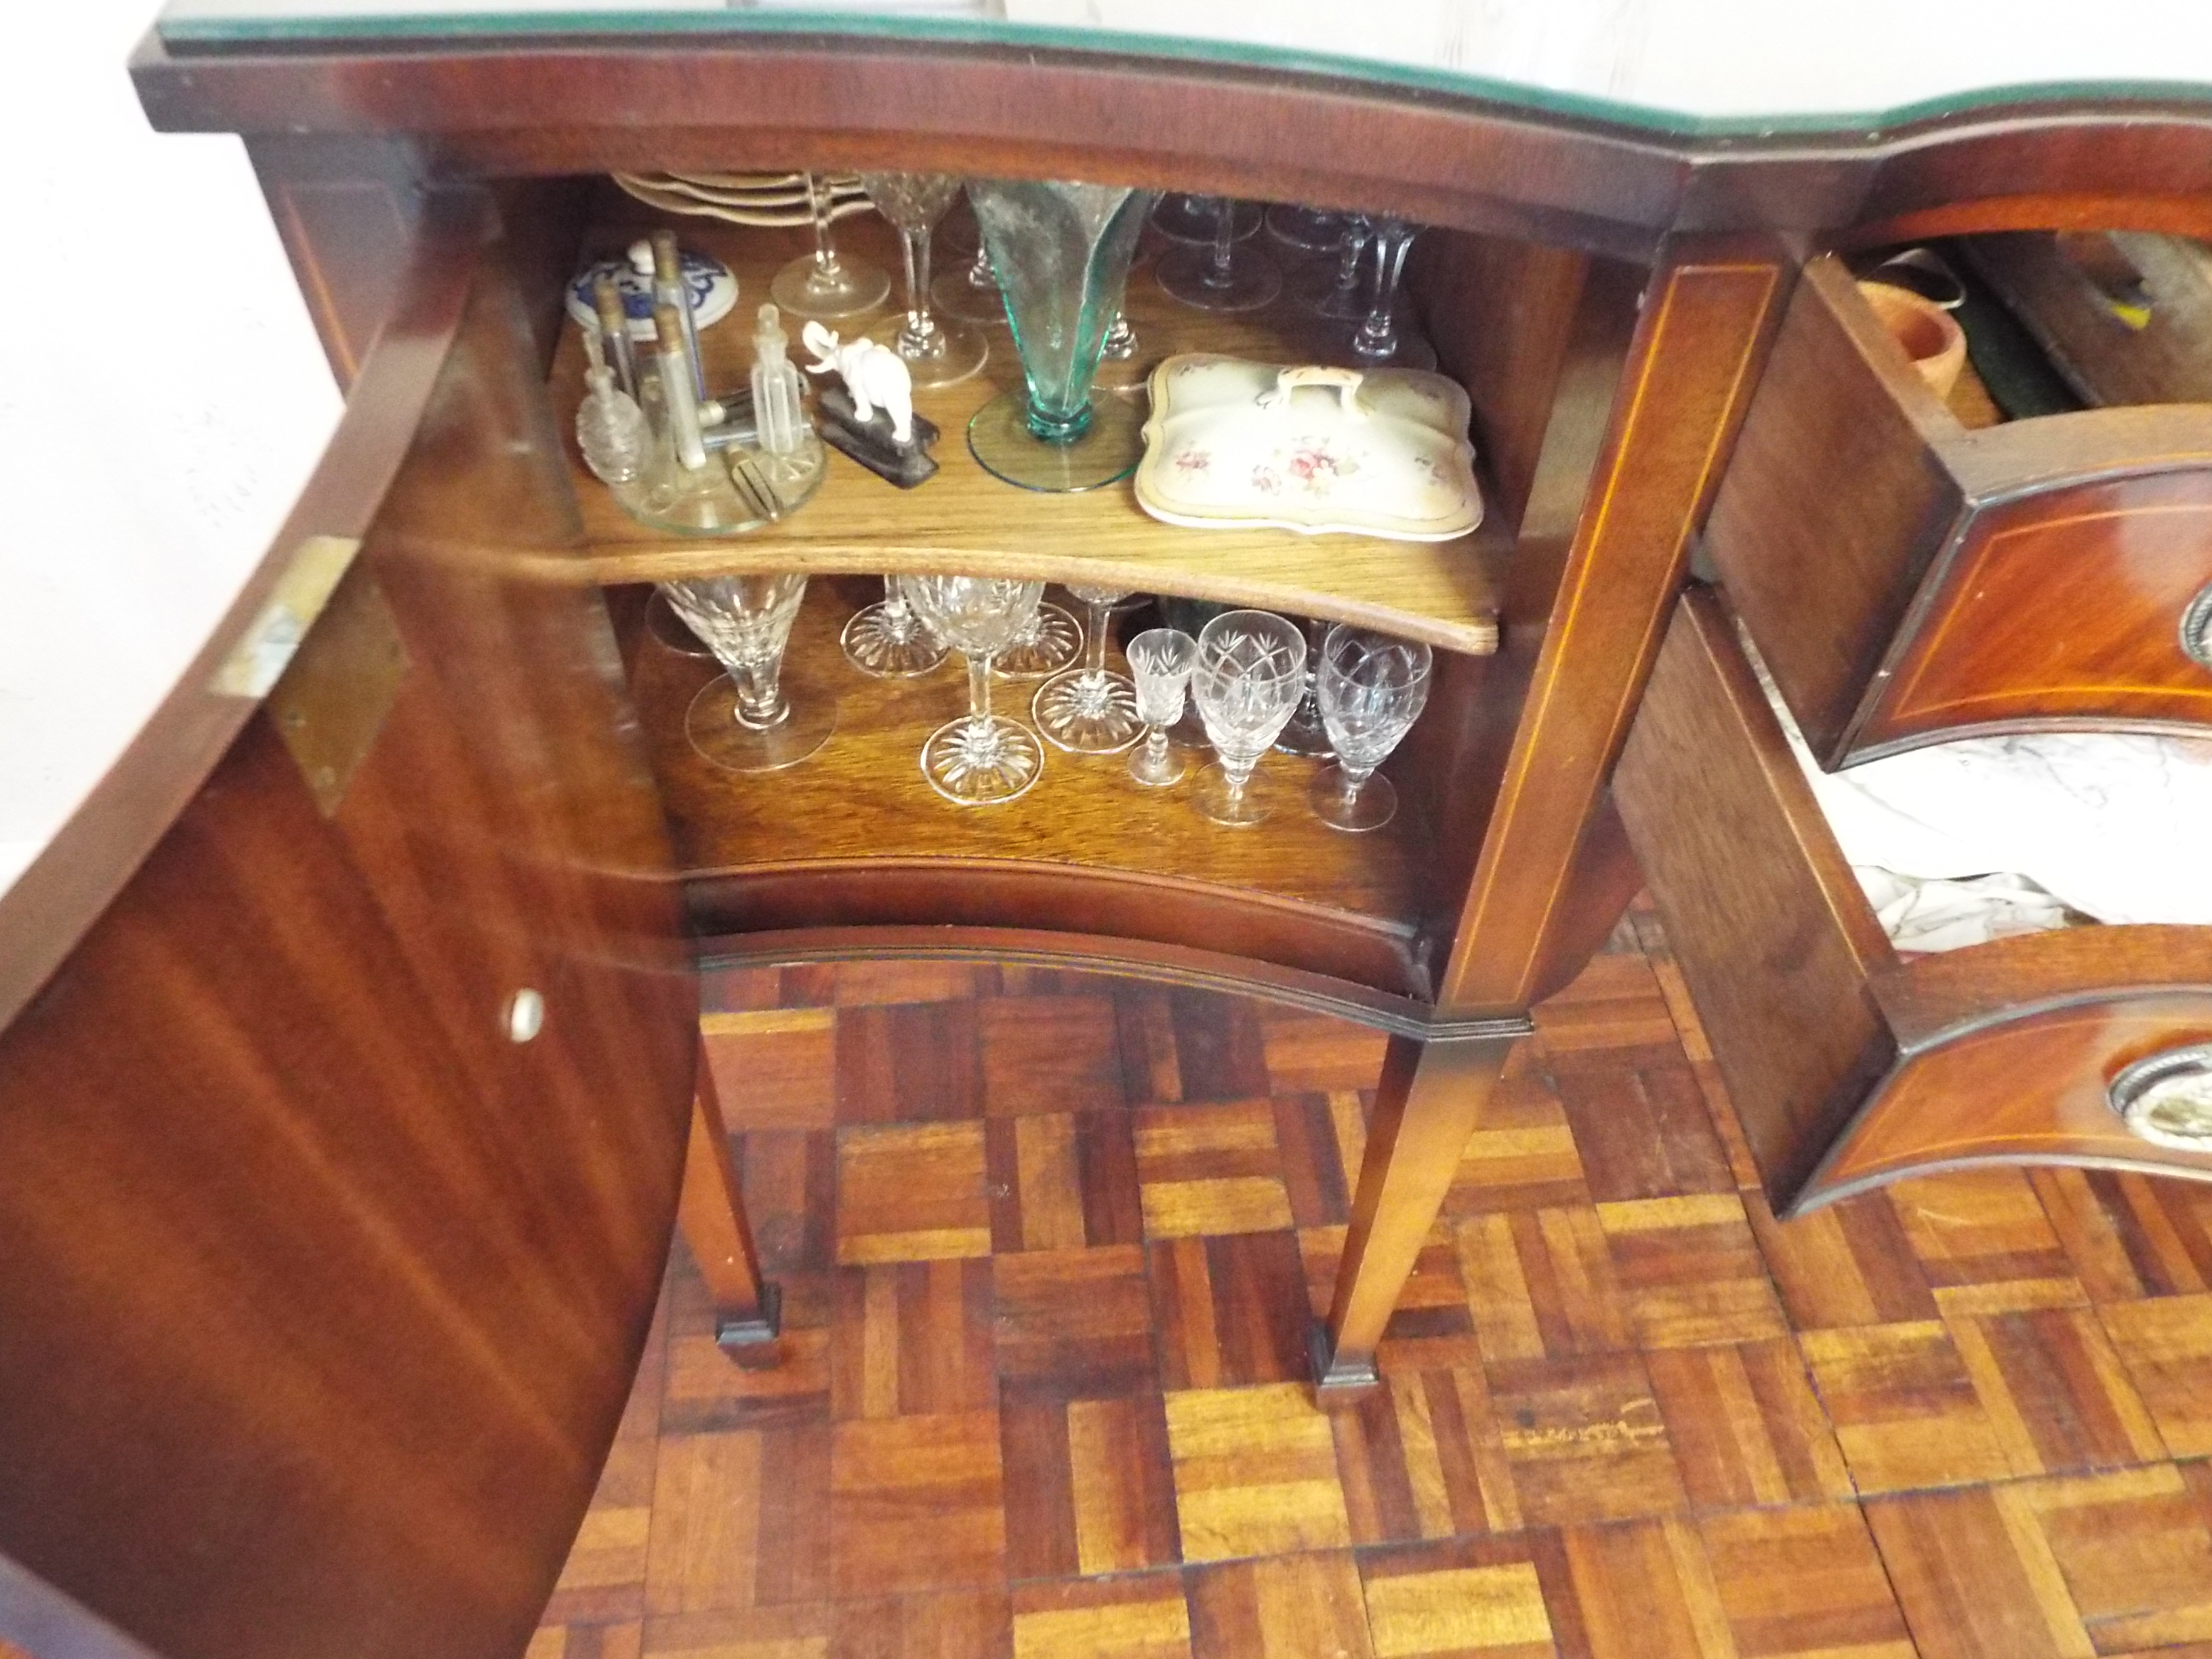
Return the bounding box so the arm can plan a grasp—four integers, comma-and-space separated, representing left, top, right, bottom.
1134, 355, 1483, 541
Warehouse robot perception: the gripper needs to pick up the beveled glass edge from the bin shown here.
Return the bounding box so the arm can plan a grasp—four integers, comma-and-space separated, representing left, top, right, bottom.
152, 7, 2212, 141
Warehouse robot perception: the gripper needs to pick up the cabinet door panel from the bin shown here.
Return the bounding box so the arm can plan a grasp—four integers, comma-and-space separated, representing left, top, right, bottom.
0, 194, 693, 1659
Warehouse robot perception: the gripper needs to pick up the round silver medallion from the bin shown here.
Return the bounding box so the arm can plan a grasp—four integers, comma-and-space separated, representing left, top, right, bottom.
2110, 1044, 2212, 1150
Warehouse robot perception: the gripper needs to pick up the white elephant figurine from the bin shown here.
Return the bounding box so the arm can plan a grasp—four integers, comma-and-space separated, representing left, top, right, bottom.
801, 321, 915, 446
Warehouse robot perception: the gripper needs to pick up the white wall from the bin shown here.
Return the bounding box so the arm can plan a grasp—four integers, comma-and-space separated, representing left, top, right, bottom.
0, 1, 340, 895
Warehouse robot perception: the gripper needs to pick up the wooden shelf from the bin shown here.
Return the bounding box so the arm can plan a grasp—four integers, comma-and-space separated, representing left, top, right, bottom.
630, 582, 1442, 994
552, 216, 1504, 657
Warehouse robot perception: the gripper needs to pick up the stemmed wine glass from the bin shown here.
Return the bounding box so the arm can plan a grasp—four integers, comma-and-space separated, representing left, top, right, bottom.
1290, 216, 1374, 318
1153, 194, 1261, 244
861, 172, 987, 388
1349, 219, 1437, 371
1311, 626, 1433, 832
1126, 628, 1197, 786
1189, 611, 1307, 827
1272, 617, 1335, 756
770, 173, 892, 321
898, 575, 1048, 805
842, 577, 949, 678
1033, 583, 1143, 754
1267, 204, 1350, 253
991, 598, 1082, 680
663, 575, 835, 773
933, 241, 1008, 325
1158, 197, 1280, 313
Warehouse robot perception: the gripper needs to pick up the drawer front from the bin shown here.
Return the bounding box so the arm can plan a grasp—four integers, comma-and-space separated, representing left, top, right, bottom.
1706, 253, 2212, 765
1618, 585, 2212, 1216
1865, 470, 2212, 752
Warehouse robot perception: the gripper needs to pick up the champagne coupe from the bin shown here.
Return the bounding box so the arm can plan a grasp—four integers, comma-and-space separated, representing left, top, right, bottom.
1349, 218, 1438, 371
899, 575, 1048, 805
991, 599, 1082, 680
1311, 625, 1433, 832
1267, 203, 1350, 253
1033, 583, 1143, 754
861, 172, 987, 388
1158, 196, 1281, 313
1290, 216, 1374, 317
933, 241, 1009, 325
965, 179, 1159, 492
663, 575, 835, 773
1126, 627, 1197, 787
1153, 193, 1261, 244
770, 173, 892, 321
1189, 611, 1307, 827
842, 575, 949, 678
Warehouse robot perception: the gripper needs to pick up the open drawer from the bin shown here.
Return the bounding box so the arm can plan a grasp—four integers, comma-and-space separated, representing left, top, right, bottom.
1614, 584, 2212, 1216
1704, 253, 2212, 766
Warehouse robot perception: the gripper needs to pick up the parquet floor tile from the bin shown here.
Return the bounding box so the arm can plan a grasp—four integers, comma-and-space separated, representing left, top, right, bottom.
535, 934, 2212, 1659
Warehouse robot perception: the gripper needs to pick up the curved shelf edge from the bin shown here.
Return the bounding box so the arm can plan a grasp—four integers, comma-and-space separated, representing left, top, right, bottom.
691, 922, 1530, 1042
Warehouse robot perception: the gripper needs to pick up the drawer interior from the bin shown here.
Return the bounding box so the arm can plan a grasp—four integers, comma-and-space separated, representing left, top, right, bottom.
1616, 583, 2212, 1214
1704, 252, 2212, 766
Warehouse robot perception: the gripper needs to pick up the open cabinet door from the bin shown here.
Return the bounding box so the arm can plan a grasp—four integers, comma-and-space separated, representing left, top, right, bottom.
0, 192, 696, 1659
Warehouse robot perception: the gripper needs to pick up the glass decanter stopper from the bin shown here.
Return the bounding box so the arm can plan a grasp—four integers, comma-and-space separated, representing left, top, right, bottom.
576, 358, 649, 487
749, 303, 808, 458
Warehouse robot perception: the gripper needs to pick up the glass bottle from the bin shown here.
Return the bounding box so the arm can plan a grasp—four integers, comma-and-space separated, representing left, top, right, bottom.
576, 361, 649, 487
748, 303, 807, 458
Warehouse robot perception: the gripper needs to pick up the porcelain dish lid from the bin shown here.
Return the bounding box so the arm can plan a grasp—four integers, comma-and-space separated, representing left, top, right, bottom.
1135, 356, 1483, 543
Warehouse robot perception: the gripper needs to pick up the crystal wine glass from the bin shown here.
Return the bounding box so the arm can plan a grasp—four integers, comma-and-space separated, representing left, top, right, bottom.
861, 172, 987, 388
1189, 611, 1307, 827
1349, 218, 1437, 371
771, 173, 892, 321
1033, 583, 1143, 754
1290, 215, 1374, 318
1311, 625, 1433, 832
1157, 196, 1280, 313
1153, 193, 1261, 244
1126, 628, 1197, 787
663, 575, 834, 773
842, 576, 949, 678
991, 599, 1082, 680
899, 575, 1048, 805
1272, 617, 1335, 756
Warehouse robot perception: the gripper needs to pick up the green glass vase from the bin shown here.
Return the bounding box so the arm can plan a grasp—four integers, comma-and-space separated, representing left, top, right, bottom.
964, 178, 1158, 492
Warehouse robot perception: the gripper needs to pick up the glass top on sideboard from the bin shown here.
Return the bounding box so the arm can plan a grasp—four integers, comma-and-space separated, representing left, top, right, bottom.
155, 0, 2212, 136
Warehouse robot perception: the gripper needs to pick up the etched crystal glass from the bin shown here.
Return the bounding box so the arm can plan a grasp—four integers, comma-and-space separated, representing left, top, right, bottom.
842, 575, 948, 678
1033, 583, 1143, 754
1126, 627, 1198, 787
663, 575, 835, 773
1190, 611, 1307, 827
1311, 625, 1433, 832
897, 575, 1048, 805
964, 178, 1160, 491
991, 599, 1082, 680
771, 172, 891, 320
1158, 195, 1280, 314
861, 171, 987, 388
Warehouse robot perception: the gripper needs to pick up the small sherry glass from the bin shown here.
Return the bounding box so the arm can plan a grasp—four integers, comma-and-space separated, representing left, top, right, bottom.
899, 575, 1048, 806
1311, 625, 1433, 832
663, 575, 835, 773
1190, 611, 1307, 827
1126, 628, 1197, 787
1033, 583, 1143, 754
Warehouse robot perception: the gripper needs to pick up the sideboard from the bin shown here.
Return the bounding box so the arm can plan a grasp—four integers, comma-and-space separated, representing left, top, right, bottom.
3, 16, 2211, 1659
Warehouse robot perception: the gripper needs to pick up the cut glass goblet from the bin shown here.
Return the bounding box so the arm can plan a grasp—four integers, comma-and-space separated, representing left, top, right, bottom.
898, 575, 1048, 806
1126, 627, 1198, 787
662, 575, 835, 773
1311, 625, 1433, 832
842, 575, 949, 678
1190, 611, 1307, 827
861, 172, 987, 388
1033, 583, 1143, 754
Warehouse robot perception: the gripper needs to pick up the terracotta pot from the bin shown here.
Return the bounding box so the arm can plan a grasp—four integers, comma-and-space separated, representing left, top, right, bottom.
1858, 279, 1968, 401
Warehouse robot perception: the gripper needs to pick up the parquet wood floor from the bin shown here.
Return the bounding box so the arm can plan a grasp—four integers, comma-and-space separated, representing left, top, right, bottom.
533, 912, 2212, 1659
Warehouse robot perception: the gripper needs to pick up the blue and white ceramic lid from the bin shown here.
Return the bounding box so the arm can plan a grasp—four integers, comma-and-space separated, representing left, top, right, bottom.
565, 247, 738, 340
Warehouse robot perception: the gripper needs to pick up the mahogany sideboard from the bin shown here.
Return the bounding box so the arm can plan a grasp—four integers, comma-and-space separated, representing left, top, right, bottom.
4, 18, 2212, 1659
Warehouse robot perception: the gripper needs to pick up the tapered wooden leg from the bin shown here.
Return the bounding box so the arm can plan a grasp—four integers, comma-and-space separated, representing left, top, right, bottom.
677, 1051, 781, 1353
1312, 1031, 1516, 1397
